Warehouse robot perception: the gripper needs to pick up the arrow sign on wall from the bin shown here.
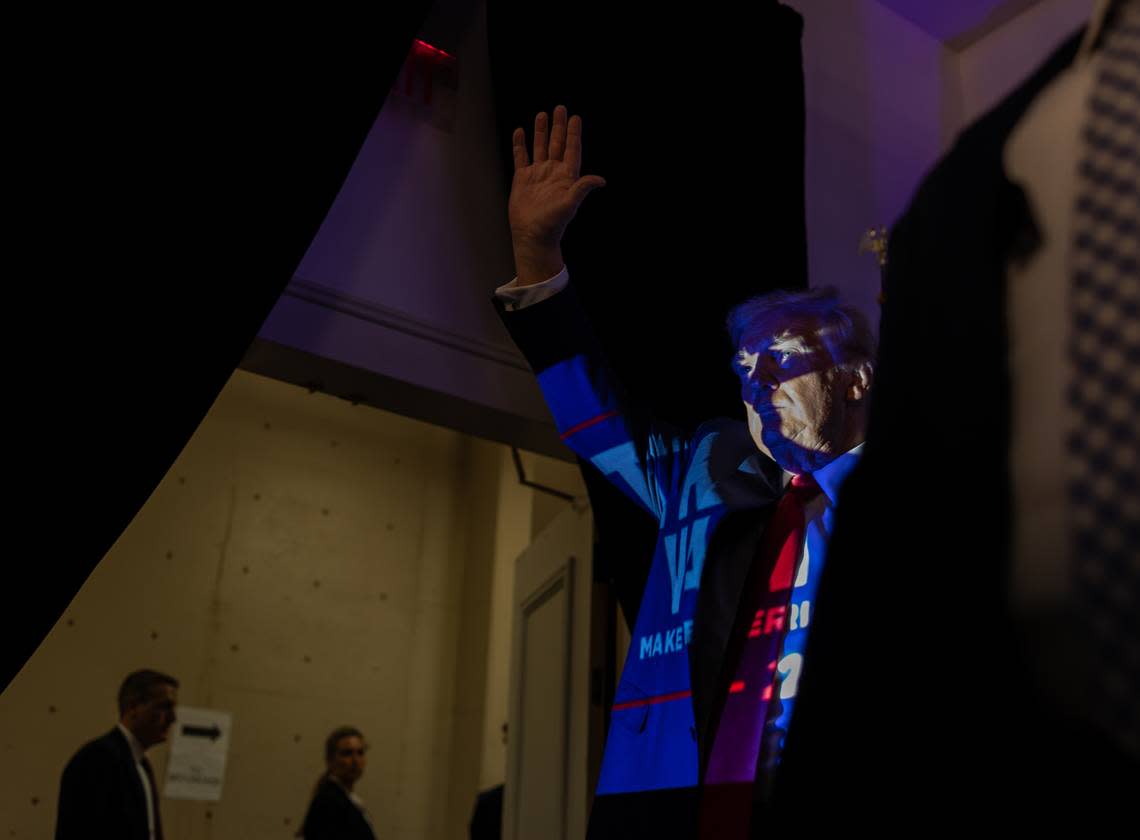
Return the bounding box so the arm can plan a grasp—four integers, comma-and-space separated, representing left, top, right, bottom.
182, 724, 222, 741
166, 706, 232, 801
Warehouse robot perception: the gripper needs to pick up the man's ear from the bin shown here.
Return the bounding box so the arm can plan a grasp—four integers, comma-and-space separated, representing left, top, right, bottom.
846, 361, 873, 402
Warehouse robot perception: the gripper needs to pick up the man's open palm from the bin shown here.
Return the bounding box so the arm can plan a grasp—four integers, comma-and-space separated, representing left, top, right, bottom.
509, 105, 606, 250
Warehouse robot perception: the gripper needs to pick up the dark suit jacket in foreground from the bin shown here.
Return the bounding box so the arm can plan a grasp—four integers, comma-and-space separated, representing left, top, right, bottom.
300, 777, 376, 840
777, 27, 1139, 829
56, 727, 156, 840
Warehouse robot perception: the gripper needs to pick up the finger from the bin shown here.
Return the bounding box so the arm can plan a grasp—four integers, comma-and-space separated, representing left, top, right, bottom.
549, 105, 568, 161
511, 127, 529, 171
570, 175, 606, 207
533, 111, 549, 163
564, 114, 583, 177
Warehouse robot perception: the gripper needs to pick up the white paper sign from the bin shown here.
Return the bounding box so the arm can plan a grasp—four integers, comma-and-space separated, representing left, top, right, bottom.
163, 706, 232, 801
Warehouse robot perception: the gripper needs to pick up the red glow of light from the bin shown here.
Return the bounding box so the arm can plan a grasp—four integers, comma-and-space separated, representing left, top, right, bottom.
750, 609, 764, 637
761, 685, 773, 701
413, 39, 454, 59
764, 605, 786, 634
560, 410, 620, 440
612, 689, 692, 712
729, 680, 745, 694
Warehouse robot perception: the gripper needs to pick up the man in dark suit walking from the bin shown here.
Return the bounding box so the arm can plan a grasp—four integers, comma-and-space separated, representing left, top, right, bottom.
56, 669, 178, 840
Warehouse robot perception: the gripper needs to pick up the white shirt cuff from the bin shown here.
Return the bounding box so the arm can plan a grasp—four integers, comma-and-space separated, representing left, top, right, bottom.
495, 266, 569, 311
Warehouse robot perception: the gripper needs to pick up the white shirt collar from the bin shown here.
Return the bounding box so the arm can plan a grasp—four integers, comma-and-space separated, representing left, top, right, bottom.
739, 442, 865, 502
794, 442, 865, 505
328, 774, 366, 809
117, 723, 146, 763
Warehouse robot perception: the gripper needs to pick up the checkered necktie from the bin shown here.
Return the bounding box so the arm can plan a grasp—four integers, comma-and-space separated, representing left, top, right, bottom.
1068, 0, 1140, 760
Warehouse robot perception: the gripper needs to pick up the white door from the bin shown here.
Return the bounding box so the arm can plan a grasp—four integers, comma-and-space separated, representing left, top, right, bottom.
503, 501, 593, 840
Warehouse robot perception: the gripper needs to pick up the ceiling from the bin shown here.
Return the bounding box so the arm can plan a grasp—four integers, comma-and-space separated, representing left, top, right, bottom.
873, 0, 1047, 48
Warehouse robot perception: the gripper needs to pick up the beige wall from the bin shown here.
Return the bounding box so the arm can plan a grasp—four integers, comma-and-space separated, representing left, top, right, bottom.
786, 0, 1098, 325
788, 0, 956, 325
955, 0, 1094, 128
0, 369, 584, 840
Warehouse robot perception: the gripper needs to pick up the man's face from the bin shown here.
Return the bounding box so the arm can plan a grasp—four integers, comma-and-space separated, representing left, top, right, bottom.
736, 323, 855, 474
124, 684, 178, 749
328, 735, 367, 789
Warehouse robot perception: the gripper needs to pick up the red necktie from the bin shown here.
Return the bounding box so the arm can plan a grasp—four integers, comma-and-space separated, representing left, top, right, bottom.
699, 473, 820, 838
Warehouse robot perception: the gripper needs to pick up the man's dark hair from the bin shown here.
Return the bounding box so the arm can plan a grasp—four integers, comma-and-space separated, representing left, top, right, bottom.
324, 725, 366, 762
118, 669, 179, 715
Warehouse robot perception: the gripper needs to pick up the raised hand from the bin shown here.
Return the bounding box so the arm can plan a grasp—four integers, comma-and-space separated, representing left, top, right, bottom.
508, 105, 606, 286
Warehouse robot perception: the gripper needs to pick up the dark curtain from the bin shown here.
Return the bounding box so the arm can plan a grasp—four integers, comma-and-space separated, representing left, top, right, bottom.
6, 7, 435, 690
486, 1, 807, 624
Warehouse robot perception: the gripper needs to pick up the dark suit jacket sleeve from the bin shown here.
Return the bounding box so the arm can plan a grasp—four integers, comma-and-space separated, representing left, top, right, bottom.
301, 781, 375, 840
56, 737, 122, 839
300, 792, 341, 840
496, 284, 694, 523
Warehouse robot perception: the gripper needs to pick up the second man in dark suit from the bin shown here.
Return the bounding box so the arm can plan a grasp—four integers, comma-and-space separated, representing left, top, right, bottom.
56, 668, 178, 840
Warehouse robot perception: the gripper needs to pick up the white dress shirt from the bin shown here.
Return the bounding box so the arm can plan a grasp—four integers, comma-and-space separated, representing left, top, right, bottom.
117, 723, 157, 840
